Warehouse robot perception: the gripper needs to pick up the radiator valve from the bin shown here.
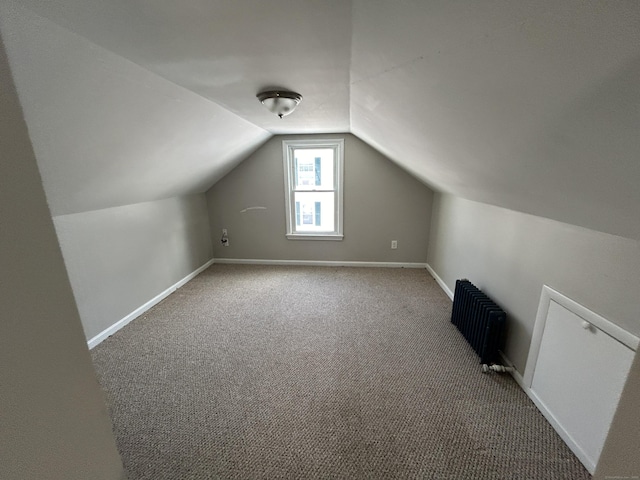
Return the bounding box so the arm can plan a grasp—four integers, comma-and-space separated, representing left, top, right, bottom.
482, 364, 515, 374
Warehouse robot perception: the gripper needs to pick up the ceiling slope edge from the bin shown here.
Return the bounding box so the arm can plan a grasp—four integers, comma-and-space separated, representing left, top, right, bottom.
0, 2, 272, 217
348, 1, 640, 242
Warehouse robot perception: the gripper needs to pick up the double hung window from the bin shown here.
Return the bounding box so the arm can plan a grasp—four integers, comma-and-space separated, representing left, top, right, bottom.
283, 139, 344, 240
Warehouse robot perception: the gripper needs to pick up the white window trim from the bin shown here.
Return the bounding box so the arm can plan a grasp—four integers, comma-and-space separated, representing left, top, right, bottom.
283, 138, 344, 240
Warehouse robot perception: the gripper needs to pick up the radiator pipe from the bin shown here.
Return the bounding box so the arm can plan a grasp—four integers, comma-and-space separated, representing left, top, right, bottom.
482, 364, 515, 374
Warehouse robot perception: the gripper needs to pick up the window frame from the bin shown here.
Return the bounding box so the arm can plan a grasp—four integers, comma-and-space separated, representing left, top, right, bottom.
282, 138, 344, 241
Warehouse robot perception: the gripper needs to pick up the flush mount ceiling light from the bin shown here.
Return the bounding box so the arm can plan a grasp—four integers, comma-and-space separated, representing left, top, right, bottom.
257, 90, 302, 118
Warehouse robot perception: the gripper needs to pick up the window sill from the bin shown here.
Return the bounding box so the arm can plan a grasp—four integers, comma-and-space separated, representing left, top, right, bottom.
286, 233, 344, 241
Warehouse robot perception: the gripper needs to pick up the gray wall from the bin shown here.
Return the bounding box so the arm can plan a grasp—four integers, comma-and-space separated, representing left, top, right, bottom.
207, 134, 433, 263
427, 193, 640, 478
1, 3, 216, 344
54, 194, 213, 341
595, 350, 640, 479
0, 35, 125, 480
428, 193, 640, 371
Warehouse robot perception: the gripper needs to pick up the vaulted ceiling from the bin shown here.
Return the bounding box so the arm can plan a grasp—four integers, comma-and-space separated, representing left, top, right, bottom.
2, 1, 639, 240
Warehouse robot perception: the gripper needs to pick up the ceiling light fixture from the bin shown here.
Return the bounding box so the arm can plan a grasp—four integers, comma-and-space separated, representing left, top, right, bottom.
257, 90, 302, 118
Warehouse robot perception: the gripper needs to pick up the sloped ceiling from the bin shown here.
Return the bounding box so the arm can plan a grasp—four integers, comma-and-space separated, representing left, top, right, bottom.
2, 0, 639, 240
350, 1, 640, 241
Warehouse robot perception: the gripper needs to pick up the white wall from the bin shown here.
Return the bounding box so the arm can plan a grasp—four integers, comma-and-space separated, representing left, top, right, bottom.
207, 134, 433, 264
54, 194, 213, 341
0, 33, 125, 480
427, 192, 640, 478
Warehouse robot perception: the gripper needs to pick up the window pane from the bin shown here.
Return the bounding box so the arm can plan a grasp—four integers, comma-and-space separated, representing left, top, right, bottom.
293, 191, 334, 232
293, 148, 334, 190
283, 138, 343, 240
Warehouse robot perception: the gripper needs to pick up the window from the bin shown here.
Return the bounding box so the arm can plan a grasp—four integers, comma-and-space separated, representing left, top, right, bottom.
283, 139, 344, 240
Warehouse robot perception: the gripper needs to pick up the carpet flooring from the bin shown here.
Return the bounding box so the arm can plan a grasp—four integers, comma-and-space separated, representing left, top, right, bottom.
91, 265, 591, 479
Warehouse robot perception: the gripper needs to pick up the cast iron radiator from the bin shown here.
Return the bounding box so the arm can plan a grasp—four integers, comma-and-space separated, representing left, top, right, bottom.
451, 279, 506, 364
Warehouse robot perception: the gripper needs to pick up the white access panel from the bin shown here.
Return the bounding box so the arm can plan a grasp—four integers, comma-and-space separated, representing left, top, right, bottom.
524, 287, 638, 474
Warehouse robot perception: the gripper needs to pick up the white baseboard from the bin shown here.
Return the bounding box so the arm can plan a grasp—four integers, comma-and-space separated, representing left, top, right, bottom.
498, 350, 526, 390
419, 268, 525, 387
495, 352, 599, 471
425, 263, 454, 299
527, 387, 596, 473
213, 258, 427, 269
508, 343, 595, 474
87, 258, 215, 349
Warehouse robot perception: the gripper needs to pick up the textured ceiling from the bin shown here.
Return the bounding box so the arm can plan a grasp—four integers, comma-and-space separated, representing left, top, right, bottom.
2, 0, 639, 239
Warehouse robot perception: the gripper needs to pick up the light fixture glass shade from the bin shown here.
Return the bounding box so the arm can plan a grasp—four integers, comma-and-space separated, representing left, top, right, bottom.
257, 90, 302, 118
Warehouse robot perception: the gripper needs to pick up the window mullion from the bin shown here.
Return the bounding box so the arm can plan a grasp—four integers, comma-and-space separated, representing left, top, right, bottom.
293, 189, 335, 193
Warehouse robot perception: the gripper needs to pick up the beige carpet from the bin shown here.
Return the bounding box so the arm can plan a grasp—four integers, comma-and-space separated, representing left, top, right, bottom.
91, 264, 591, 479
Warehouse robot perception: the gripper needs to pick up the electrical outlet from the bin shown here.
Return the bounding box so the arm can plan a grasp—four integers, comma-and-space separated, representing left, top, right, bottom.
221, 228, 229, 247
391, 240, 398, 249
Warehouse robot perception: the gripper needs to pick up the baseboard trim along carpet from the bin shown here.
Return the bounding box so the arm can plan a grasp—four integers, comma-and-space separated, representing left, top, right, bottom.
425, 263, 454, 299
499, 350, 526, 388
425, 264, 528, 389
87, 258, 215, 349
91, 265, 591, 479
214, 258, 428, 269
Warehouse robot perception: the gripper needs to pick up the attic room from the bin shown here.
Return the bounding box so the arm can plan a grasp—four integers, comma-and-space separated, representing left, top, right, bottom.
1, 1, 639, 479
